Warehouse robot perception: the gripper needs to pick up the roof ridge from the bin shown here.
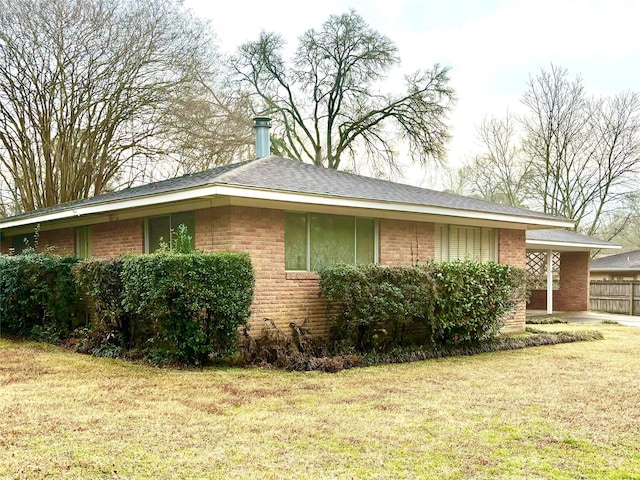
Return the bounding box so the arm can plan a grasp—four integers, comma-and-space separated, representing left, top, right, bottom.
213, 156, 271, 183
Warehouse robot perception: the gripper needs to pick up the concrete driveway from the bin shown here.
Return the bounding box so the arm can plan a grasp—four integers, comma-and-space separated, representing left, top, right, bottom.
527, 310, 640, 328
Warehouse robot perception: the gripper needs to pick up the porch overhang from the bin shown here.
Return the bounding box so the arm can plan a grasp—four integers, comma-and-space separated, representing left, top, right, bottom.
526, 230, 621, 314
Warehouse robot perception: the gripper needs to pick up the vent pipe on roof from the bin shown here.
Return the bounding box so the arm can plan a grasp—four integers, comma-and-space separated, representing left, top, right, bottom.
253, 116, 271, 159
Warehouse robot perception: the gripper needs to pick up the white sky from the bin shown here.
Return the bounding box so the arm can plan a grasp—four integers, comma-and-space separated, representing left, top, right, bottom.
184, 0, 640, 183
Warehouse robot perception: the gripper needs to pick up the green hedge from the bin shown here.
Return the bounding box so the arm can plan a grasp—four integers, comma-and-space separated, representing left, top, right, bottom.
72, 258, 144, 357
1, 249, 255, 365
319, 261, 528, 353
0, 252, 83, 341
121, 251, 254, 365
318, 264, 437, 351
432, 260, 527, 343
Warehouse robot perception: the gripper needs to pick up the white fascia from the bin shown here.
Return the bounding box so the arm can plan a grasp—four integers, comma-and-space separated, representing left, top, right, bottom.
0, 184, 575, 230
214, 186, 573, 228
526, 239, 621, 251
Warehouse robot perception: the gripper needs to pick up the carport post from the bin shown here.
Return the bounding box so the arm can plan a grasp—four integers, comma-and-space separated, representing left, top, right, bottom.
546, 249, 553, 314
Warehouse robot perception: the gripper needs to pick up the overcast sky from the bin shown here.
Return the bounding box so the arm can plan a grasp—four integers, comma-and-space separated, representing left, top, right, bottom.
184, 0, 640, 182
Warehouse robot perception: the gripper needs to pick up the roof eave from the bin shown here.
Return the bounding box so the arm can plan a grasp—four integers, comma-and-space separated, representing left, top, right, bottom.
526, 239, 621, 251
0, 184, 574, 231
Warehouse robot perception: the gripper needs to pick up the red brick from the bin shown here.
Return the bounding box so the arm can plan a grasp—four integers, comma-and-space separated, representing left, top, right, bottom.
2, 208, 530, 335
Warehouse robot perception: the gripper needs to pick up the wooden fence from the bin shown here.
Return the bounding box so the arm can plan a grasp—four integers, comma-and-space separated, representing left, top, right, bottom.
590, 281, 640, 316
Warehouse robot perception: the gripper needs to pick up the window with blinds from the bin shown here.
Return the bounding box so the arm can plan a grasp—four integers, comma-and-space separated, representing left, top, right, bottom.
435, 225, 496, 262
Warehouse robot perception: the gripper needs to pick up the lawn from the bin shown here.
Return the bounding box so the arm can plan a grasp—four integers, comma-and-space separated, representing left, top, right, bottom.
1, 323, 639, 480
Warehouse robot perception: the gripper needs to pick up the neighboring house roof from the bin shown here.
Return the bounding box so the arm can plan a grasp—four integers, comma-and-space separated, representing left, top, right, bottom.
526, 229, 620, 252
0, 156, 574, 231
591, 249, 640, 271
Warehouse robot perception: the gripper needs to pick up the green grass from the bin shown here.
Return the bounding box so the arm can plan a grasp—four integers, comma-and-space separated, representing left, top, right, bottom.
1, 323, 640, 479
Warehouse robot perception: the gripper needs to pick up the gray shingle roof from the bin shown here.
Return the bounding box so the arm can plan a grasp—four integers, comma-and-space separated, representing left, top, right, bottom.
591, 250, 640, 270
526, 229, 618, 248
0, 156, 568, 225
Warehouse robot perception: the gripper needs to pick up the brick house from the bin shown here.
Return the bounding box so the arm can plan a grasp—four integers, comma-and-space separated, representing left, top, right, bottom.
590, 249, 640, 281
0, 121, 614, 335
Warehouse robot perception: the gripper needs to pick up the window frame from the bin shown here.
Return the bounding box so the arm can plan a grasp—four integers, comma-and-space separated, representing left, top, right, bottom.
75, 225, 91, 259
10, 233, 35, 254
285, 212, 379, 272
144, 211, 195, 253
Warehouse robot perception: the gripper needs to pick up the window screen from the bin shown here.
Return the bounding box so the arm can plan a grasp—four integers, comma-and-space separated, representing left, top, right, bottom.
146, 212, 195, 253
285, 213, 376, 271
76, 226, 91, 259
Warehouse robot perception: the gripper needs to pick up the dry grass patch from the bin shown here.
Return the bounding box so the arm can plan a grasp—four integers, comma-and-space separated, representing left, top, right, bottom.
1, 323, 640, 479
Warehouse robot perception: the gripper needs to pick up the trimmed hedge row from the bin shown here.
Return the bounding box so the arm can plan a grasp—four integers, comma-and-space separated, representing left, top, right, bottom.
0, 251, 84, 341
319, 261, 528, 353
0, 250, 254, 365
120, 251, 254, 364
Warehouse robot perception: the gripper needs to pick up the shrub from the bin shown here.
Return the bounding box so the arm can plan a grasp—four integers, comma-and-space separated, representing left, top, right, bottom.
239, 321, 603, 373
432, 261, 527, 344
0, 251, 83, 340
319, 263, 437, 352
122, 251, 254, 365
319, 261, 527, 352
72, 258, 146, 355
239, 319, 361, 372
526, 316, 568, 325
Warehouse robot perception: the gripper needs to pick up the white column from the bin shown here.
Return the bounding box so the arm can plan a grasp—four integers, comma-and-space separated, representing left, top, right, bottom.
546, 249, 554, 314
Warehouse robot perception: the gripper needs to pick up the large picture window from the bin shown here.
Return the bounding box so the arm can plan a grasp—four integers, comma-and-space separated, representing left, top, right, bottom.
435, 224, 496, 262
285, 213, 376, 271
145, 211, 195, 253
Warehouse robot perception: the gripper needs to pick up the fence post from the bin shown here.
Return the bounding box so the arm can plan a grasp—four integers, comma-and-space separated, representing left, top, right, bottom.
631, 282, 635, 315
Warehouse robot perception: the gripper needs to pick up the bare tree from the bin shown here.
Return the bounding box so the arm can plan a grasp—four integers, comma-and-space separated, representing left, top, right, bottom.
0, 0, 219, 214
522, 66, 640, 235
607, 193, 640, 248
456, 65, 640, 239
230, 10, 455, 172
161, 77, 255, 176
457, 113, 532, 207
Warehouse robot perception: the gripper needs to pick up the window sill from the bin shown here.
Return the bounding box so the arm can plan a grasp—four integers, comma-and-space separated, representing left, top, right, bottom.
285, 271, 320, 280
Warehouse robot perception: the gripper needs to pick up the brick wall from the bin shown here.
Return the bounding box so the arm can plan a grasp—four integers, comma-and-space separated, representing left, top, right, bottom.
528, 290, 546, 310
213, 206, 330, 337
379, 219, 434, 266
0, 208, 532, 336
498, 228, 526, 268
1, 228, 76, 255
555, 251, 590, 311
91, 219, 143, 257
195, 207, 231, 252
498, 229, 527, 333
38, 228, 76, 255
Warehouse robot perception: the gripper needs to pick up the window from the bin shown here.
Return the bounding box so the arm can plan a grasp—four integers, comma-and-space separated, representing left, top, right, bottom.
10, 233, 35, 254
145, 211, 195, 253
76, 226, 91, 259
435, 224, 496, 262
285, 213, 376, 271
